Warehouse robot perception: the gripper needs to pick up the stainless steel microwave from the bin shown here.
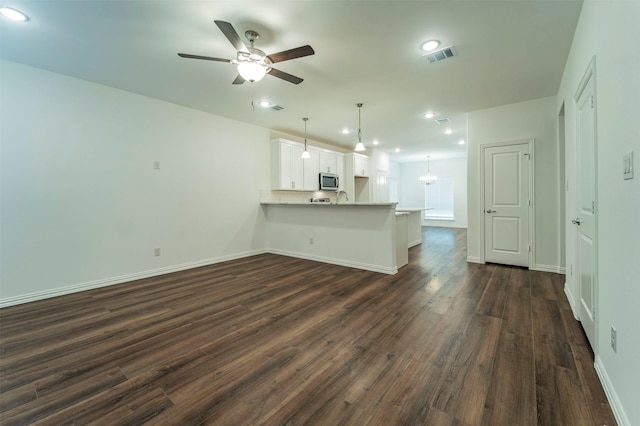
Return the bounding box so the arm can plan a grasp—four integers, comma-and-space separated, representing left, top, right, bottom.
319, 172, 339, 191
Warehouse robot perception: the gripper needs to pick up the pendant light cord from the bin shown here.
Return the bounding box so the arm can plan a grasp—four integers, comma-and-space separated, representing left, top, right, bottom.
357, 103, 363, 144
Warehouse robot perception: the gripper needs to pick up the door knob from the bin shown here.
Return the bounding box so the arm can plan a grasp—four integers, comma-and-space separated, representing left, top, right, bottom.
571, 218, 581, 225
485, 209, 496, 213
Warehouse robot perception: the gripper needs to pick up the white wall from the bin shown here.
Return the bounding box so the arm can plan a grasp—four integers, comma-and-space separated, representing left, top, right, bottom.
0, 60, 270, 306
558, 2, 640, 424
399, 157, 468, 228
467, 96, 561, 271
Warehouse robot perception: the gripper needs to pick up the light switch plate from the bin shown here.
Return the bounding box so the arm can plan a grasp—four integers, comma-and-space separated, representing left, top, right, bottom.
623, 151, 634, 180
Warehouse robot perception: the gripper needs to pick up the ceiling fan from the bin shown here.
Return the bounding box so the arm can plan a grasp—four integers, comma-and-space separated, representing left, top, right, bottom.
178, 20, 315, 85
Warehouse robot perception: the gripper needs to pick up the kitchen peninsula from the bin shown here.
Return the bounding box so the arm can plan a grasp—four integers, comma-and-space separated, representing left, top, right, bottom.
261, 201, 402, 274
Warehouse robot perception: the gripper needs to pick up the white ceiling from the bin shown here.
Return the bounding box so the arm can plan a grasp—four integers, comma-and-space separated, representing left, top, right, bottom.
0, 0, 582, 162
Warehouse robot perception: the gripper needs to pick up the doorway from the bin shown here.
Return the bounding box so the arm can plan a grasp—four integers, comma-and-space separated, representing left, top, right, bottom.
481, 140, 534, 267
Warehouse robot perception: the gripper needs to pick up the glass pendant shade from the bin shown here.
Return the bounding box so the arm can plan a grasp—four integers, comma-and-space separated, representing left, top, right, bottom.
237, 61, 266, 82
354, 142, 366, 152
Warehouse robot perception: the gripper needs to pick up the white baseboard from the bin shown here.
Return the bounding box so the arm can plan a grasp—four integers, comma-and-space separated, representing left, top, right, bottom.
594, 356, 631, 426
532, 264, 566, 274
0, 249, 267, 308
466, 256, 483, 264
563, 283, 578, 318
408, 239, 422, 248
267, 249, 397, 275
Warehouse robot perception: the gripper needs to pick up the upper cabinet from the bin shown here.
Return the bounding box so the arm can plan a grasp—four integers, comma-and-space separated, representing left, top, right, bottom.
271, 139, 345, 191
344, 153, 371, 202
353, 153, 369, 177
271, 139, 304, 190
319, 151, 338, 174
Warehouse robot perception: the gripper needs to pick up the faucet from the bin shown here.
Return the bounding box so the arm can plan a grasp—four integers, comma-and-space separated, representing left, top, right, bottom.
336, 190, 349, 204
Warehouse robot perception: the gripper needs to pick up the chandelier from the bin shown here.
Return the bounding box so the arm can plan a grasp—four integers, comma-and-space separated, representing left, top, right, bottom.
419, 155, 438, 185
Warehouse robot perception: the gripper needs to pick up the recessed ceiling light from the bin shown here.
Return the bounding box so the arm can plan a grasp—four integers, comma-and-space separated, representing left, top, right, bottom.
458, 139, 466, 145
395, 148, 400, 153
341, 128, 350, 134
258, 100, 271, 108
373, 140, 379, 145
424, 112, 436, 119
420, 40, 440, 52
445, 128, 453, 135
0, 6, 28, 21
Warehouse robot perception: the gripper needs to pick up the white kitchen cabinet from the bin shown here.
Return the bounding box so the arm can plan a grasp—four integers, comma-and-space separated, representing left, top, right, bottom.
303, 147, 320, 191
354, 154, 369, 177
345, 153, 371, 202
319, 151, 338, 174
271, 139, 304, 190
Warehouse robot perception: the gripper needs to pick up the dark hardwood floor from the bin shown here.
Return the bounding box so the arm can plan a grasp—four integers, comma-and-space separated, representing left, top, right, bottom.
0, 227, 616, 425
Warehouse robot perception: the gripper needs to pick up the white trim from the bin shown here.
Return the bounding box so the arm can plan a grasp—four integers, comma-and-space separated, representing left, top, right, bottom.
564, 282, 578, 318
267, 249, 398, 275
595, 356, 631, 426
0, 249, 267, 308
408, 239, 422, 248
531, 264, 565, 274
466, 256, 483, 264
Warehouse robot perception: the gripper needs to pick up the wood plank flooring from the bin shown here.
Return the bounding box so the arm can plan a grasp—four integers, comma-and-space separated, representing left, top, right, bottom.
0, 227, 616, 425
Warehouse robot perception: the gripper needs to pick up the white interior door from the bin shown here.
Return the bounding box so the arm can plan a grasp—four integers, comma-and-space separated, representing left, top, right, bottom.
483, 143, 531, 267
575, 71, 597, 349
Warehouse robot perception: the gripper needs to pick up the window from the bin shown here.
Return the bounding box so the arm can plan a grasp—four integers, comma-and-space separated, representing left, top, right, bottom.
389, 177, 398, 203
425, 176, 454, 220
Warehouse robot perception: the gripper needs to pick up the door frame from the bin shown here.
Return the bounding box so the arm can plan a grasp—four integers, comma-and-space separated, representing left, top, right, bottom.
479, 139, 535, 267
572, 56, 599, 348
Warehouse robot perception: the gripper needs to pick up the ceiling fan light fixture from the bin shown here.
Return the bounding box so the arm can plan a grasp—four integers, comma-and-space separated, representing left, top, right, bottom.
237, 61, 266, 82
0, 7, 28, 21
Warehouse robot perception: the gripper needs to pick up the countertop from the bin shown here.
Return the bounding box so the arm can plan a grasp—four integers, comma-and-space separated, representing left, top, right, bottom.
261, 201, 398, 207
396, 207, 429, 212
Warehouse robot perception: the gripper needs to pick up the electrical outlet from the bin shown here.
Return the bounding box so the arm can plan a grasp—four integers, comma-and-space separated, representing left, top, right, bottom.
309, 237, 314, 245
610, 326, 617, 353
154, 248, 161, 257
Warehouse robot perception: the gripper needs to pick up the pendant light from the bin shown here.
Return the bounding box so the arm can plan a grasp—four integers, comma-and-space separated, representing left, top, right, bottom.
301, 117, 311, 159
420, 155, 438, 185
354, 103, 366, 152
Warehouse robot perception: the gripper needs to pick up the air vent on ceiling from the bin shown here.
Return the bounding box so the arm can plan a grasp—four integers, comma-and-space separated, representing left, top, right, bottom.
424, 46, 456, 63
435, 117, 451, 124
270, 105, 284, 111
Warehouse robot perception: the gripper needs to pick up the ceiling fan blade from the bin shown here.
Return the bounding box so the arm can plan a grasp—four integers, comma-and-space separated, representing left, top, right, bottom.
267, 68, 304, 85
232, 74, 245, 85
214, 20, 248, 52
267, 45, 315, 64
178, 53, 232, 63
